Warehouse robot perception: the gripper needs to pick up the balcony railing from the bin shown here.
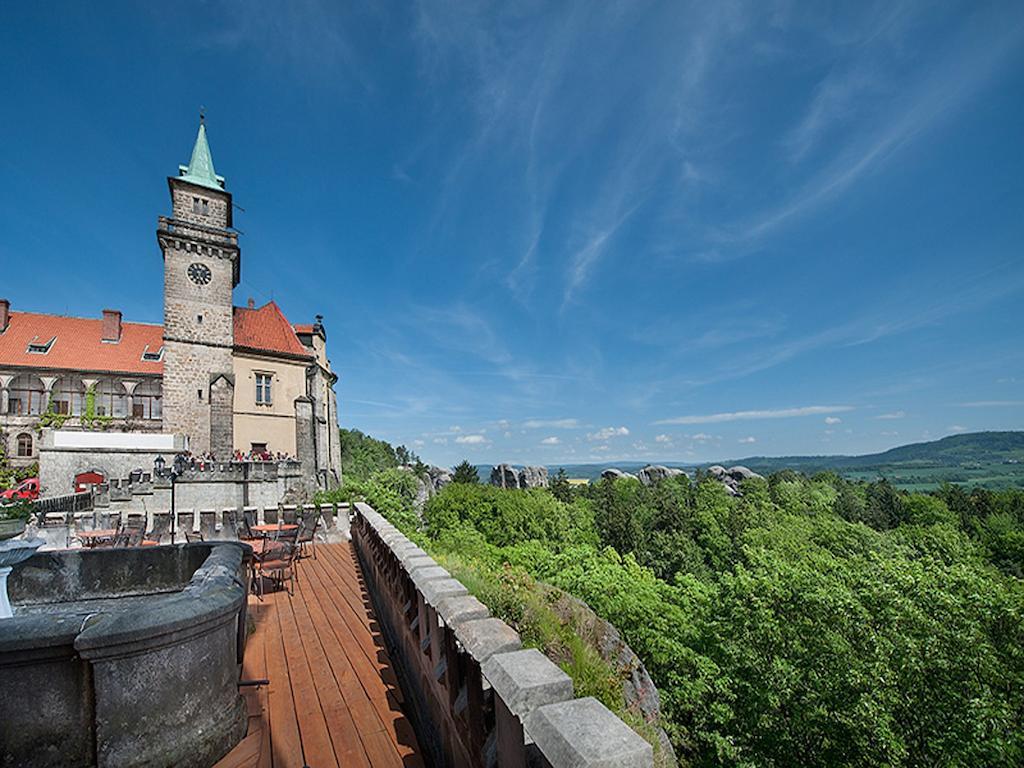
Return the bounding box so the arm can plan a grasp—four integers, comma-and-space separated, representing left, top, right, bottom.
351, 502, 653, 768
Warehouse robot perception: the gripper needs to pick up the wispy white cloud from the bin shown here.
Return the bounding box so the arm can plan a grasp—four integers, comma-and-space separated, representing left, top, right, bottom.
540, 436, 561, 445
524, 418, 580, 429
587, 426, 630, 441
656, 405, 852, 425
654, 434, 672, 444
824, 416, 843, 425
725, 11, 1024, 246
875, 411, 906, 420
455, 434, 489, 445
738, 436, 756, 444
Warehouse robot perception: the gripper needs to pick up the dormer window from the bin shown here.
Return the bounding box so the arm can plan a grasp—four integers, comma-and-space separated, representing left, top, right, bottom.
141, 345, 164, 362
26, 336, 55, 354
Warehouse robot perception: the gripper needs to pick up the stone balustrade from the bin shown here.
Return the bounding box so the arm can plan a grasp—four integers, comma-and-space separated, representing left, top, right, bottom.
351, 502, 653, 768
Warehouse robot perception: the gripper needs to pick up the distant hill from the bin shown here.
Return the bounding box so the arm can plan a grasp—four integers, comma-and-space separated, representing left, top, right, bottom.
475, 432, 1024, 490
726, 431, 1024, 473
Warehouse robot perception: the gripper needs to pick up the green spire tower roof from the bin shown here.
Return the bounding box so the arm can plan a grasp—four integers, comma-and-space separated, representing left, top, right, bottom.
177, 118, 226, 190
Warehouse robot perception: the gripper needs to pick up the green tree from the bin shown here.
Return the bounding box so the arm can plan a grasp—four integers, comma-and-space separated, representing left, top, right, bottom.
338, 428, 398, 481
452, 460, 480, 484
549, 468, 574, 503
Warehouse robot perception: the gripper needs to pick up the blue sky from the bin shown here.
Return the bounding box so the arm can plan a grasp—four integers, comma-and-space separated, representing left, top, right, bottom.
2, 1, 1023, 467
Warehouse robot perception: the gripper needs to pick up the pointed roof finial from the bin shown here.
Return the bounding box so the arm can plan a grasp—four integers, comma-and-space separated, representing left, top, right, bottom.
177, 112, 226, 191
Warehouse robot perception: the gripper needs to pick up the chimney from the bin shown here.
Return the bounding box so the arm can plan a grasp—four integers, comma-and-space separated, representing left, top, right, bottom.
0, 299, 8, 333
101, 309, 122, 343
247, 297, 255, 309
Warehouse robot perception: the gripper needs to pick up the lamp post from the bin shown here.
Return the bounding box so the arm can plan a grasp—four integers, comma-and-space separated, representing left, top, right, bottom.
170, 454, 186, 544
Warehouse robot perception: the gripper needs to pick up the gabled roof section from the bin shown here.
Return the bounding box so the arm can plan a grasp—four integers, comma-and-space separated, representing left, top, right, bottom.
177, 119, 226, 191
0, 312, 164, 375
233, 301, 312, 360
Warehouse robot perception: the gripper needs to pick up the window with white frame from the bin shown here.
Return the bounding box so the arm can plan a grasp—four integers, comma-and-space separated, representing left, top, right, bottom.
255, 373, 273, 405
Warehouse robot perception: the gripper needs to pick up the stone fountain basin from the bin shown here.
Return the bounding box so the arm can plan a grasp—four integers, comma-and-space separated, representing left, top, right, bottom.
0, 542, 251, 768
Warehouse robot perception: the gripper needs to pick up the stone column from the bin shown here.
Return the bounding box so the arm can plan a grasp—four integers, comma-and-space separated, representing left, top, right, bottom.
293, 395, 315, 491
209, 374, 234, 459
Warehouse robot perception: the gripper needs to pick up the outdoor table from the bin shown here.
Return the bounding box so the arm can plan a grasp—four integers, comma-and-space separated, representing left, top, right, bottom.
251, 523, 298, 539
247, 538, 287, 557
78, 529, 118, 547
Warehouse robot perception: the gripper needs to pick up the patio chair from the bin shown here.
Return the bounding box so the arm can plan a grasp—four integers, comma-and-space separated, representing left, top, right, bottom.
318, 503, 335, 532
281, 505, 298, 526
296, 512, 319, 560
243, 507, 258, 533
123, 516, 145, 547
199, 510, 217, 540
147, 512, 171, 545
254, 542, 299, 598
176, 509, 196, 537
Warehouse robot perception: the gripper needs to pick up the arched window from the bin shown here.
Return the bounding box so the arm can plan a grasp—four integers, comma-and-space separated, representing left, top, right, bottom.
94, 379, 129, 418
132, 380, 162, 420
16, 433, 33, 458
7, 373, 46, 415
51, 376, 86, 416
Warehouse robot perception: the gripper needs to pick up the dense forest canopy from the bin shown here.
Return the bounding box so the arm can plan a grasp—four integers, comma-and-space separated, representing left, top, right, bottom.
323, 433, 1024, 766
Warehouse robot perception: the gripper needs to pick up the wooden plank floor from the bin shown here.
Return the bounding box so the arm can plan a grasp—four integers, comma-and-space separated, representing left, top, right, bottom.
215, 542, 424, 768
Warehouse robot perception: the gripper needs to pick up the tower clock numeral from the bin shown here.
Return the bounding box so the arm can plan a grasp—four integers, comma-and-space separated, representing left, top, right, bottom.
188, 262, 212, 286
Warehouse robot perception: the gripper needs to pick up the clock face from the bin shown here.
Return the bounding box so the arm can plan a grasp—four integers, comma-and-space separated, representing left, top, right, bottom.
188, 262, 212, 286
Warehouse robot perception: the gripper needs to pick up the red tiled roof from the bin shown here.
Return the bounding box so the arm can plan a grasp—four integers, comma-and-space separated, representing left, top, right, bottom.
233, 301, 312, 359
293, 324, 314, 335
0, 312, 165, 375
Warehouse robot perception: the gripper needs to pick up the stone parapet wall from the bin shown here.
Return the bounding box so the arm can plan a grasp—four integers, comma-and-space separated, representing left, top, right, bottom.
1, 542, 250, 768
351, 502, 653, 768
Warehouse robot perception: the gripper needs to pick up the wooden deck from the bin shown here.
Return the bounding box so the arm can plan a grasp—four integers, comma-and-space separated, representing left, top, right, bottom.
215, 542, 424, 768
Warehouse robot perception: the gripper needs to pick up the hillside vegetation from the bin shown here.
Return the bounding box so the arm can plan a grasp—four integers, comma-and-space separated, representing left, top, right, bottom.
323, 432, 1024, 766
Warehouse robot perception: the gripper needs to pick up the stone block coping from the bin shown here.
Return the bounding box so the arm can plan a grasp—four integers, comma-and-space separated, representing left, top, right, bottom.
420, 577, 468, 608
482, 649, 573, 721
453, 617, 521, 662
402, 554, 438, 574
435, 594, 489, 627
526, 697, 653, 768
410, 565, 450, 590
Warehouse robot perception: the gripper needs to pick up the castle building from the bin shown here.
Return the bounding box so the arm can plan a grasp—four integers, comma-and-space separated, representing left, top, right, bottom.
0, 121, 342, 491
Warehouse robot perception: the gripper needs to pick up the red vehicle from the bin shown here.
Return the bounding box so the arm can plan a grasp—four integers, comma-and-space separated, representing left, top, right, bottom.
0, 477, 40, 503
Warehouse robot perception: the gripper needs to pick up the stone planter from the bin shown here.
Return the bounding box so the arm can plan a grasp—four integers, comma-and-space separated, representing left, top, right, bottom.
0, 518, 27, 541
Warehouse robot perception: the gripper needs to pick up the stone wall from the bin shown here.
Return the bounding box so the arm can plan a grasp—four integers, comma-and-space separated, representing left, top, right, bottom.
38, 430, 185, 497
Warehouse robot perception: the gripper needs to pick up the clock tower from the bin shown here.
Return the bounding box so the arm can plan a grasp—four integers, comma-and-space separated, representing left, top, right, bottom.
157, 117, 239, 455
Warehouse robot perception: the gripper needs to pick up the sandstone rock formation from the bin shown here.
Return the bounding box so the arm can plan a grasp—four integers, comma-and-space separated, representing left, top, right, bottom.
707, 464, 763, 496
404, 464, 454, 515
601, 468, 638, 482
543, 585, 676, 765
636, 465, 686, 486
489, 464, 549, 489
